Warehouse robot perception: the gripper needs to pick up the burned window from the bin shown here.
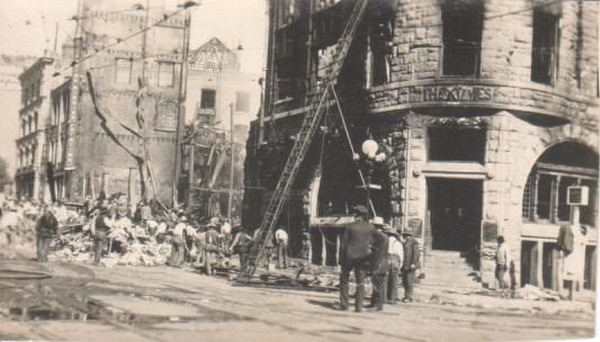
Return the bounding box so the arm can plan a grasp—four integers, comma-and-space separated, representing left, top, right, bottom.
442, 3, 483, 76
274, 22, 307, 101
531, 9, 560, 85
115, 58, 132, 84
427, 126, 486, 163
200, 89, 216, 109
367, 7, 394, 87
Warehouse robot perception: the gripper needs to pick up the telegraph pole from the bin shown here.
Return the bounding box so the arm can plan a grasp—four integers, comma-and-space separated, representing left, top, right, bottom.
172, 4, 193, 207
66, 0, 84, 200
228, 103, 234, 220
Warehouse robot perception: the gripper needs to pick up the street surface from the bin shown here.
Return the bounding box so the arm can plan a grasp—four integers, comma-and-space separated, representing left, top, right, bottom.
0, 260, 595, 342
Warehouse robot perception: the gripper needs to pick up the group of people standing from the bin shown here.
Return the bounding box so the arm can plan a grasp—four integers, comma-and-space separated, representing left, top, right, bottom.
339, 205, 420, 312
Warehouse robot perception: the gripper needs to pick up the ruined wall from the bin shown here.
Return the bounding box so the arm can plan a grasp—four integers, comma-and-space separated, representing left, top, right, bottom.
69, 1, 185, 203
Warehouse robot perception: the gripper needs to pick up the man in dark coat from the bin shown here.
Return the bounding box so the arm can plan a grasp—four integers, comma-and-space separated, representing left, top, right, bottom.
339, 205, 375, 312
230, 226, 253, 273
368, 217, 390, 311
401, 228, 420, 303
93, 200, 113, 265
36, 204, 59, 262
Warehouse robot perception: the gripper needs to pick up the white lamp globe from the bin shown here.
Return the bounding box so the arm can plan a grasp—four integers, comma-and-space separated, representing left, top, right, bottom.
361, 139, 378, 158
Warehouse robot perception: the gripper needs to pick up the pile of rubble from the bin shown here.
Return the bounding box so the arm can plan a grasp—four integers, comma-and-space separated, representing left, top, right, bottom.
51, 218, 173, 267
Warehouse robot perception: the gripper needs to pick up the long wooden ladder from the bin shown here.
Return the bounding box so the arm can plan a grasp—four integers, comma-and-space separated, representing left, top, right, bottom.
242, 0, 370, 277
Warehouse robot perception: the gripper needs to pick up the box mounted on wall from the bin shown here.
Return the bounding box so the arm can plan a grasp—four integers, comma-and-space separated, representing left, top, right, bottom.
567, 186, 589, 206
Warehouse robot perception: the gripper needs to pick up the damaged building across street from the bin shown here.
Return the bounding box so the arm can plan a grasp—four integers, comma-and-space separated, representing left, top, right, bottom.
243, 0, 599, 290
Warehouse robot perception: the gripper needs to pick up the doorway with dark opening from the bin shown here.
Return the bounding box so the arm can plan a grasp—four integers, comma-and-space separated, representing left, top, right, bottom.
427, 178, 482, 259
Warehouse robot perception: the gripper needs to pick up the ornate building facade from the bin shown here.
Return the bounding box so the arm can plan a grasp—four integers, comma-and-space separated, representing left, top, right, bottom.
244, 0, 599, 289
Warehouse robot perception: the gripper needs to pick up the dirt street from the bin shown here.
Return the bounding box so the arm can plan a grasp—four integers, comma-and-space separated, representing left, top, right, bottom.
0, 260, 595, 342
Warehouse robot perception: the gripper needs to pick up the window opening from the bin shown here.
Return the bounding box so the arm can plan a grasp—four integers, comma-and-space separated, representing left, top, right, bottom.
531, 9, 560, 85
442, 3, 483, 76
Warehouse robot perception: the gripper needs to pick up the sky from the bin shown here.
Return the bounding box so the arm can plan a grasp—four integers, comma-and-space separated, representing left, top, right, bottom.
0, 0, 268, 74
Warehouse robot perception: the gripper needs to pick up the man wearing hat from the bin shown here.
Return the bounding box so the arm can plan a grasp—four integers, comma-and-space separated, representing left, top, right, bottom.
93, 200, 114, 265
204, 222, 221, 275
339, 204, 375, 312
230, 225, 253, 273
385, 225, 403, 304
36, 203, 59, 262
401, 227, 420, 303
167, 215, 187, 266
368, 217, 390, 311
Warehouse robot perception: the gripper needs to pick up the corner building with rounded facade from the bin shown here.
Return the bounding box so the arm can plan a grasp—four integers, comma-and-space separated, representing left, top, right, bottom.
243, 0, 599, 290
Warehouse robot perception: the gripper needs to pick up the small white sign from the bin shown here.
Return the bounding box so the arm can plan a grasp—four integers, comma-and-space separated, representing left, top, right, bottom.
567, 186, 589, 206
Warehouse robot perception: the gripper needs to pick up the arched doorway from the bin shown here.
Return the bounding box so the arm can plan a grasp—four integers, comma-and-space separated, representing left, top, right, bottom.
520, 142, 598, 289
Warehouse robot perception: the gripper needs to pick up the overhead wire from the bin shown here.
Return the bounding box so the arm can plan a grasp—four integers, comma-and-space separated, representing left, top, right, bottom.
55, 5, 189, 75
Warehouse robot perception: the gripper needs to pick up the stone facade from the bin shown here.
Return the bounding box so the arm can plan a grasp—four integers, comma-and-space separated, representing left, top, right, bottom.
65, 0, 186, 204
16, 57, 56, 201
245, 0, 599, 286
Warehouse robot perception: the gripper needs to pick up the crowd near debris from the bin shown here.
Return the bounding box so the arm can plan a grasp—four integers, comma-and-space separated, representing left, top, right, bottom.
0, 194, 585, 313
0, 194, 252, 272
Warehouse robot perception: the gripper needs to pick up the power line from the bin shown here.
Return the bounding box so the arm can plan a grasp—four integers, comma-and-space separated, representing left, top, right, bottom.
79, 7, 187, 64
56, 6, 190, 74
70, 5, 164, 21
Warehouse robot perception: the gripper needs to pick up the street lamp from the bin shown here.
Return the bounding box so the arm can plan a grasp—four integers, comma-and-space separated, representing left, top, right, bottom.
354, 139, 386, 219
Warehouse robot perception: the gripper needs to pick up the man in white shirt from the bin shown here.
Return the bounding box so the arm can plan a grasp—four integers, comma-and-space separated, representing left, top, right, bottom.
386, 227, 403, 305
495, 235, 510, 291
275, 228, 289, 269
168, 216, 187, 266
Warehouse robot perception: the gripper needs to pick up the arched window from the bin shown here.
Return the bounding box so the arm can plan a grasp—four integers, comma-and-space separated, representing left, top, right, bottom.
522, 142, 599, 225
33, 112, 38, 131
27, 116, 32, 134
24, 147, 29, 167
31, 144, 36, 165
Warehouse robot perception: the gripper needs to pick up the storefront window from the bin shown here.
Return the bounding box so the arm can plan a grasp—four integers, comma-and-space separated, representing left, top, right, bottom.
427, 126, 486, 163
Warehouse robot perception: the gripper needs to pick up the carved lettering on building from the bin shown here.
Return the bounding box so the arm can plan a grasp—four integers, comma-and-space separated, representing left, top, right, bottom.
423, 85, 493, 102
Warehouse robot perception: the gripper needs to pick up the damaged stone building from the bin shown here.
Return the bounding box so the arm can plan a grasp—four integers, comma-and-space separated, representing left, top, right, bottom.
16, 57, 57, 200
243, 0, 599, 289
48, 0, 186, 205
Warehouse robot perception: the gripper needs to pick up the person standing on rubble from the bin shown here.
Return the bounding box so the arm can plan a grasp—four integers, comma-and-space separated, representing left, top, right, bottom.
230, 226, 253, 273
93, 200, 115, 265
274, 227, 289, 269
183, 220, 197, 263
401, 227, 420, 303
339, 205, 375, 312
204, 222, 221, 275
167, 216, 187, 266
36, 203, 59, 262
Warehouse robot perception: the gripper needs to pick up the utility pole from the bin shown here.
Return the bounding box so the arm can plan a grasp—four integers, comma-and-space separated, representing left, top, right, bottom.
228, 102, 234, 220
66, 0, 84, 200
137, 0, 150, 204
172, 5, 193, 207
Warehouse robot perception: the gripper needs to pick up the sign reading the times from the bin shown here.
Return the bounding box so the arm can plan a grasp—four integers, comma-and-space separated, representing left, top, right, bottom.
423, 85, 493, 102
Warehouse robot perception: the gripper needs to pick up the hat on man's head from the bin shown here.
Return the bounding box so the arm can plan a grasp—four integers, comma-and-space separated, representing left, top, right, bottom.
371, 216, 385, 227
353, 205, 368, 215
